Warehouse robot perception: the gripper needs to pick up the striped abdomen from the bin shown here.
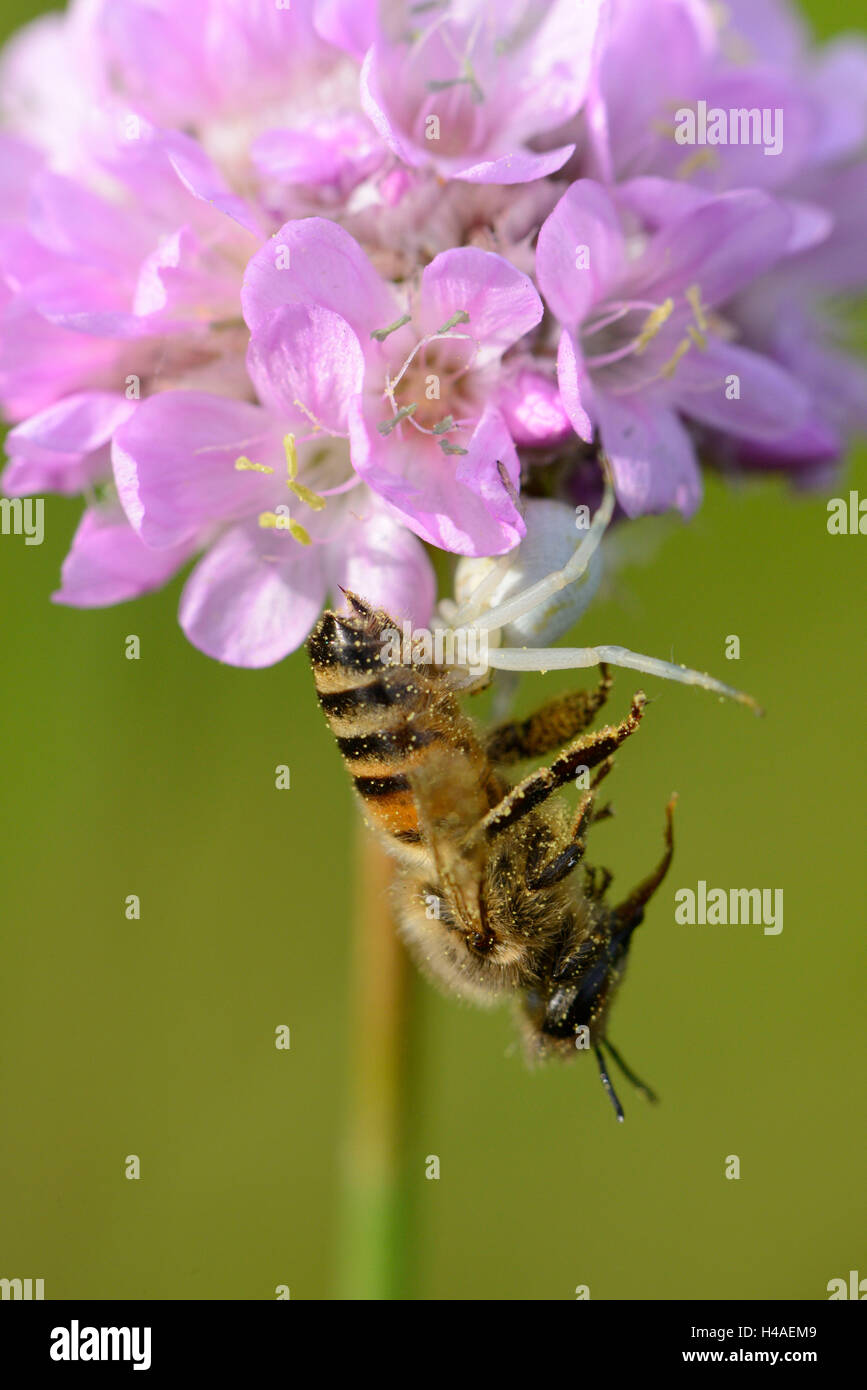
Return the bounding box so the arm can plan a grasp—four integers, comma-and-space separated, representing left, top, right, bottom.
308, 604, 494, 856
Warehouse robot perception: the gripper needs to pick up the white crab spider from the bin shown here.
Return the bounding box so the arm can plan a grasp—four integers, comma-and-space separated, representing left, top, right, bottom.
436, 457, 761, 714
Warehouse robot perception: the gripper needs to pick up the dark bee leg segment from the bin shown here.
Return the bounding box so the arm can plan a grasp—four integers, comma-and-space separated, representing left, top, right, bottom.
594, 1045, 625, 1122
526, 758, 616, 890
584, 864, 613, 899
601, 1038, 658, 1104
483, 696, 646, 840
527, 839, 582, 889
484, 665, 612, 766
611, 795, 676, 929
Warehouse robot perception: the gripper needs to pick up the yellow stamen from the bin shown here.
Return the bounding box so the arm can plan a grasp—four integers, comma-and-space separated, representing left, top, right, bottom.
686, 284, 708, 333
676, 148, 719, 179
687, 324, 707, 351
292, 399, 324, 432
258, 510, 311, 545
235, 456, 275, 474
660, 337, 693, 379
634, 298, 674, 354
276, 432, 327, 510
283, 433, 299, 481
435, 309, 470, 334
289, 481, 326, 511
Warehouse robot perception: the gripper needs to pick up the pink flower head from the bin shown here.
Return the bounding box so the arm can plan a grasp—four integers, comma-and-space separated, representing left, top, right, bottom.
241, 218, 548, 553
0, 0, 863, 675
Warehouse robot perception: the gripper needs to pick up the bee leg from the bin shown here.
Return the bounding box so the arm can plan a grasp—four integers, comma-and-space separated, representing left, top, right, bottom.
611, 795, 677, 930
484, 664, 612, 766
526, 759, 615, 890
600, 1038, 658, 1104
482, 694, 646, 841
584, 864, 613, 899
593, 1045, 625, 1122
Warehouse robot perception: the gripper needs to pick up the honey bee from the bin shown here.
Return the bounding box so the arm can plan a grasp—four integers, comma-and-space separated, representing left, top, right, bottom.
307, 463, 757, 1118
308, 593, 679, 1120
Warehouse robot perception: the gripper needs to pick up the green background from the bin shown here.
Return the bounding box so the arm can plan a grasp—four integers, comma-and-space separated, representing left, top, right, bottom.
1, 0, 864, 1300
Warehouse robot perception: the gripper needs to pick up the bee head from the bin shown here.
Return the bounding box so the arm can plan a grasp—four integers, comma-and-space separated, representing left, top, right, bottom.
526, 912, 644, 1054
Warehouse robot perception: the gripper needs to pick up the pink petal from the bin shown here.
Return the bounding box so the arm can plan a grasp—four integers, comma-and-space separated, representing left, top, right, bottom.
252, 117, 381, 191
162, 131, 264, 235
132, 225, 230, 320
0, 300, 122, 419
349, 399, 525, 556
28, 171, 148, 273
594, 390, 702, 518
556, 330, 594, 442
674, 340, 810, 442
179, 519, 326, 667
53, 505, 195, 607
246, 303, 365, 434
536, 180, 626, 327
313, 0, 378, 58
4, 391, 136, 495
418, 248, 543, 360
616, 177, 708, 230
242, 217, 397, 341
98, 0, 216, 128
631, 190, 793, 309
359, 46, 423, 171
498, 368, 571, 446
112, 392, 280, 548
450, 146, 575, 185
499, 0, 604, 140
0, 134, 41, 218
328, 502, 435, 628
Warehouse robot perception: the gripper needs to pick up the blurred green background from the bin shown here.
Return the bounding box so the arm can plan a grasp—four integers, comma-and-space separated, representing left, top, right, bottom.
1, 0, 864, 1301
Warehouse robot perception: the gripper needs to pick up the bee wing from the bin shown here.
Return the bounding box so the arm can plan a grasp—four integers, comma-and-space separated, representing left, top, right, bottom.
405, 742, 477, 846
405, 742, 492, 923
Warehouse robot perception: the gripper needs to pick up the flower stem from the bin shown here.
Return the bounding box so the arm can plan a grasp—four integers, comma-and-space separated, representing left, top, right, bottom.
335, 823, 414, 1299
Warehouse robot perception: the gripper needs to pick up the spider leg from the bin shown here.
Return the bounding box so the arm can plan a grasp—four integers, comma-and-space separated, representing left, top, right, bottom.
485, 643, 762, 713
469, 458, 616, 635
447, 550, 518, 629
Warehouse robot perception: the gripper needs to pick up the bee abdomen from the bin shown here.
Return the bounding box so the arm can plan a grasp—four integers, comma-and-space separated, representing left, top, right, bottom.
308, 609, 436, 851
307, 610, 381, 673
351, 771, 425, 847
337, 726, 441, 769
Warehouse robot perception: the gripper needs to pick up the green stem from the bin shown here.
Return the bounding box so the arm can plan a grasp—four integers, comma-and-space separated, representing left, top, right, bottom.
335, 825, 414, 1299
